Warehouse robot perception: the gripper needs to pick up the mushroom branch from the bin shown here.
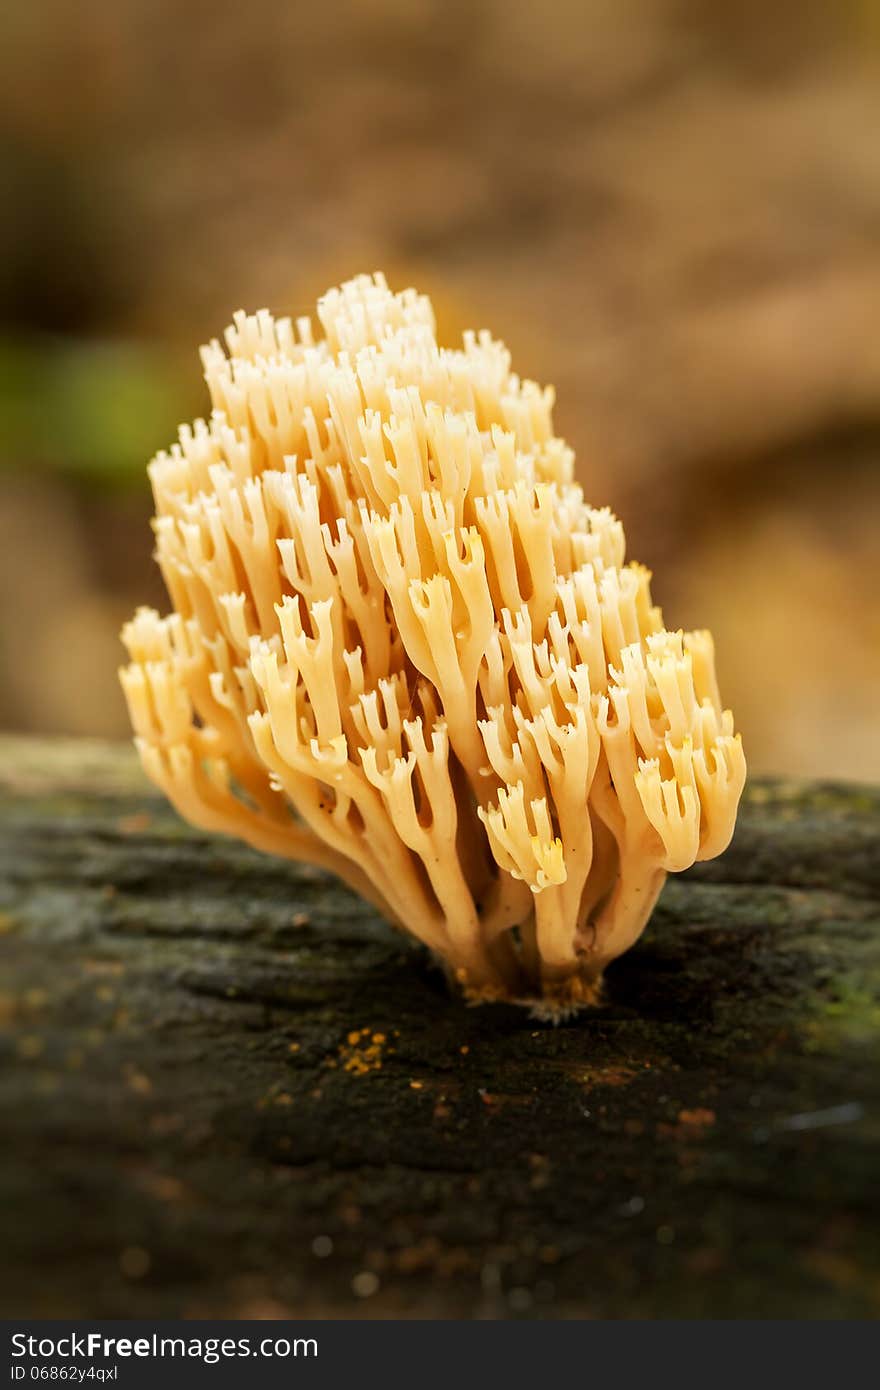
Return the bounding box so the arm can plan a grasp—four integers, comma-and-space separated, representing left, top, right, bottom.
120, 272, 745, 1008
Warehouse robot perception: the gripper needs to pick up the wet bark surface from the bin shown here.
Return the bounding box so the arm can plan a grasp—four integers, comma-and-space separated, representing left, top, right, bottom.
0, 737, 878, 1318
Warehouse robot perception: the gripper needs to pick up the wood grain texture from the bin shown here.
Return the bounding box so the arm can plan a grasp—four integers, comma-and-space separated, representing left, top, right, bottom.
0, 736, 878, 1318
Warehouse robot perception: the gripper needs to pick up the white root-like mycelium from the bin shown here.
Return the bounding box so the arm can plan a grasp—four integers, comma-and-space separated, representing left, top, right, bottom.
120, 272, 745, 1009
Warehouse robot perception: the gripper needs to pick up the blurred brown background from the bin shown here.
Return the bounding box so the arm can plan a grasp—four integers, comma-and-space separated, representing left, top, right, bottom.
1, 0, 878, 779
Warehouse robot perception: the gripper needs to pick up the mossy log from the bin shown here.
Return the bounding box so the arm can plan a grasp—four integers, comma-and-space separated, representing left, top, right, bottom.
1, 736, 878, 1319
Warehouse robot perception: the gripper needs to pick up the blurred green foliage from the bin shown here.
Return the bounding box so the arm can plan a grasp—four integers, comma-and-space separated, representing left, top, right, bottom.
0, 337, 199, 489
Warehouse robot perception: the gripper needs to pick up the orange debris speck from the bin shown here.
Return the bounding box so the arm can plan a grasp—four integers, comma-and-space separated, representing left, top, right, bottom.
678, 1108, 716, 1128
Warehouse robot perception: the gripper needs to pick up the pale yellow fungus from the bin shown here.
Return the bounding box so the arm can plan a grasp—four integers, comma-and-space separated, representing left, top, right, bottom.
120, 272, 745, 1009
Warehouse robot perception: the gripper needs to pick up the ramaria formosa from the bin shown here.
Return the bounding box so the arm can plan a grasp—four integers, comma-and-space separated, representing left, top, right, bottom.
120, 273, 745, 1009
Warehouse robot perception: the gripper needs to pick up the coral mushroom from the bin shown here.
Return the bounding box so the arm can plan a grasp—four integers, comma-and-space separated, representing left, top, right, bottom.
120, 273, 745, 1009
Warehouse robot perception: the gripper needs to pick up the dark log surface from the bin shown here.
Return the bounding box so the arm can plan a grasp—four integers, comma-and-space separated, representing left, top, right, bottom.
1, 736, 878, 1319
